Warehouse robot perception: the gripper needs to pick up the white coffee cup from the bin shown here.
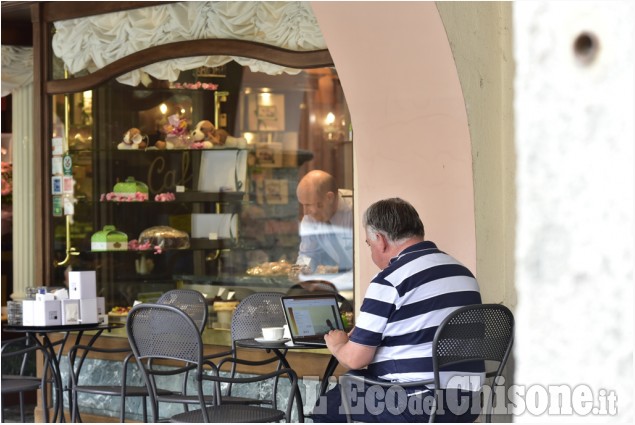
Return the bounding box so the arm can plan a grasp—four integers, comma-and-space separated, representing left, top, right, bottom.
261, 326, 284, 341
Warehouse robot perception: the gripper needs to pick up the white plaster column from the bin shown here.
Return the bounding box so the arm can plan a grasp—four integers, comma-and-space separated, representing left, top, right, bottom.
10, 83, 35, 300
514, 1, 633, 421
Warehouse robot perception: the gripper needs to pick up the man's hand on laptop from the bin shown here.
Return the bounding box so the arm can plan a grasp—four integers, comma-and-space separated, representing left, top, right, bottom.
325, 329, 377, 370
324, 329, 349, 351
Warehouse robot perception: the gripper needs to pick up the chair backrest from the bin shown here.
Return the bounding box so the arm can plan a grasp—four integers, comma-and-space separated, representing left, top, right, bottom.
157, 289, 208, 333
297, 280, 338, 294
230, 292, 287, 341
126, 303, 210, 422
1, 335, 44, 377
286, 280, 354, 313
127, 303, 203, 365
2, 336, 53, 423
432, 303, 514, 422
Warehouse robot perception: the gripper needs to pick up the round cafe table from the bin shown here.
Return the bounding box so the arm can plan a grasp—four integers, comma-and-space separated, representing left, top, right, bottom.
235, 338, 340, 421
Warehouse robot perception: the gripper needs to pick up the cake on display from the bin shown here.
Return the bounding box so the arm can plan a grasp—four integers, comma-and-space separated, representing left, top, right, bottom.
138, 226, 190, 249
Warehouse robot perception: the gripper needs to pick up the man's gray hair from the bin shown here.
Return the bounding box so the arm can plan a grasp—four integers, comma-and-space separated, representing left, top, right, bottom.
363, 198, 425, 242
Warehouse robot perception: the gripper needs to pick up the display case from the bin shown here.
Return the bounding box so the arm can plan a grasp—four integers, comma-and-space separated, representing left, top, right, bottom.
43, 41, 353, 313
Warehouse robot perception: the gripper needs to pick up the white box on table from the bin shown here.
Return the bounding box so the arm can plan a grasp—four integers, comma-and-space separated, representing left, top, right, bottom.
69, 271, 96, 299
96, 297, 106, 315
79, 298, 99, 324
61, 299, 80, 325
96, 297, 107, 324
21, 300, 36, 326
34, 300, 62, 326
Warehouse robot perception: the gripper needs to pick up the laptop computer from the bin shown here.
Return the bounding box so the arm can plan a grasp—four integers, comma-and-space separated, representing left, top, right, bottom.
280, 294, 345, 347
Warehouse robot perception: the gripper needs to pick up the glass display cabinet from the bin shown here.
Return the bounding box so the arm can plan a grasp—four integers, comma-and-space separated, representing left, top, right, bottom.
41, 23, 353, 316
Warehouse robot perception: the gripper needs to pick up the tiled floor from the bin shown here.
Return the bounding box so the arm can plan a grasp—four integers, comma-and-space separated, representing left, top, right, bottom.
1, 403, 36, 423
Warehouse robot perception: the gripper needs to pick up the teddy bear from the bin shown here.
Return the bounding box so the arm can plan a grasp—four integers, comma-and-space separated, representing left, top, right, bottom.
217, 128, 248, 148
191, 120, 221, 148
118, 128, 148, 150
151, 140, 174, 150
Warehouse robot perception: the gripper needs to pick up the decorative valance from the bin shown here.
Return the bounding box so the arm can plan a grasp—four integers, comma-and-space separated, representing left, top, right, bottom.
52, 1, 327, 87
1, 46, 34, 97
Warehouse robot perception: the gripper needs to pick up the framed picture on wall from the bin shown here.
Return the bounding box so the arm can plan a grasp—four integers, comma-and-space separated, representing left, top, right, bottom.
247, 93, 285, 131
264, 179, 288, 205
256, 105, 277, 121
255, 142, 283, 167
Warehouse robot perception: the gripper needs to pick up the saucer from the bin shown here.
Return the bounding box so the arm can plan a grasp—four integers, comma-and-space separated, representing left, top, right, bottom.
255, 337, 290, 344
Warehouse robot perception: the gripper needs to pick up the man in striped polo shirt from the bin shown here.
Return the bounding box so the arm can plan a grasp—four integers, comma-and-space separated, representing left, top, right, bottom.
312, 198, 482, 422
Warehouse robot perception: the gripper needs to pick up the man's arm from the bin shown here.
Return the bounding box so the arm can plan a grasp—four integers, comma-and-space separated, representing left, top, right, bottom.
324, 329, 376, 370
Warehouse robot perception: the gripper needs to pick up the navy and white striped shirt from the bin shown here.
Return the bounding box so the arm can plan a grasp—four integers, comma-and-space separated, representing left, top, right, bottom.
349, 241, 483, 386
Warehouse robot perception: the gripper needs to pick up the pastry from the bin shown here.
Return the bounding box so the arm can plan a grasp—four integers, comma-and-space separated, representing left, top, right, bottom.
138, 226, 190, 249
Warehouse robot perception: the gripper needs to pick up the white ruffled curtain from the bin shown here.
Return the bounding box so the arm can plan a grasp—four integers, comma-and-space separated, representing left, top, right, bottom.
52, 1, 327, 86
1, 46, 34, 97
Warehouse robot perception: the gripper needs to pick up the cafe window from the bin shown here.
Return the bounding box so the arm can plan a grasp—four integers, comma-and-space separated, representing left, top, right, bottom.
45, 2, 354, 321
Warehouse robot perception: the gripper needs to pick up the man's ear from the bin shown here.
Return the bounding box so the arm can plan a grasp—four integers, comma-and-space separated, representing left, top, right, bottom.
377, 232, 389, 253
325, 191, 336, 202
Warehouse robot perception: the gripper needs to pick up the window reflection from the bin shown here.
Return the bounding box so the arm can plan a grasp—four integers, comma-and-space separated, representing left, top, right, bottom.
51, 62, 354, 309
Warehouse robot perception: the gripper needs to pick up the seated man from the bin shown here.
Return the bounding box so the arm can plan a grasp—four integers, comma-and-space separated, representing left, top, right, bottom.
312, 198, 483, 423
294, 170, 353, 289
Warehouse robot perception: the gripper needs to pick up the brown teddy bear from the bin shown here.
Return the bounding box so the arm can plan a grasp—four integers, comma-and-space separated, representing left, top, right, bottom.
191, 120, 221, 148
118, 128, 148, 150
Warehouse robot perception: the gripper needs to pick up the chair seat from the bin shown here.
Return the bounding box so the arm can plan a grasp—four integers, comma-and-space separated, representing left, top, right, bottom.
169, 404, 285, 423
1, 378, 41, 394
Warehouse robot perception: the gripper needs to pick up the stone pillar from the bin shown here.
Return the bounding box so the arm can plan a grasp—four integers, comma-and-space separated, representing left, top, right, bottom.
514, 1, 633, 421
10, 83, 35, 301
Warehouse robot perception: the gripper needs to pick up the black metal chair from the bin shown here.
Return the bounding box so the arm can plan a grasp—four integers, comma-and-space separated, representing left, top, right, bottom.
339, 303, 514, 423
1, 336, 55, 423
153, 289, 225, 414
220, 292, 289, 405
286, 279, 354, 313
68, 344, 153, 422
156, 289, 208, 331
126, 303, 299, 423
68, 289, 209, 422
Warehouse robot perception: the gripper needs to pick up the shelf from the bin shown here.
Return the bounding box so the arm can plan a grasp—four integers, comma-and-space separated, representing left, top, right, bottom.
97, 191, 244, 204
174, 191, 245, 203
174, 274, 295, 288
87, 238, 235, 254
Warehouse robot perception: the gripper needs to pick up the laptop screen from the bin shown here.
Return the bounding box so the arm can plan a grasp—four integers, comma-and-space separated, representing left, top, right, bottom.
280, 294, 345, 346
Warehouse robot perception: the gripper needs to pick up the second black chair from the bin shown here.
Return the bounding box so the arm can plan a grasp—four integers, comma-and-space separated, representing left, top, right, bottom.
127, 303, 299, 422
68, 289, 209, 422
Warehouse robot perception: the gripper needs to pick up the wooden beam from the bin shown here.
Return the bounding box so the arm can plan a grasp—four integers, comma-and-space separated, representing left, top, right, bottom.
1, 21, 33, 46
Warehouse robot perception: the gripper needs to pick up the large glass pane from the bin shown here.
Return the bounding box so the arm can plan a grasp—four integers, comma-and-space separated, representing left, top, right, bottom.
49, 62, 354, 326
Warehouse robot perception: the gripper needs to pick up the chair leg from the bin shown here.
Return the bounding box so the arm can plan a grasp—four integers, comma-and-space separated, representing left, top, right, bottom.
71, 390, 77, 423
41, 380, 49, 423
19, 393, 25, 423
142, 396, 148, 423
119, 394, 126, 423
72, 389, 84, 423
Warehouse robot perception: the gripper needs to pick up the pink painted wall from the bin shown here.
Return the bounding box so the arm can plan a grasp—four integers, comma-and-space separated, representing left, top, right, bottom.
311, 2, 476, 294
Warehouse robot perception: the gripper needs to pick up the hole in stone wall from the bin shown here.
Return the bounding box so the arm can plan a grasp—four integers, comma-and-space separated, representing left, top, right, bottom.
573, 32, 599, 65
